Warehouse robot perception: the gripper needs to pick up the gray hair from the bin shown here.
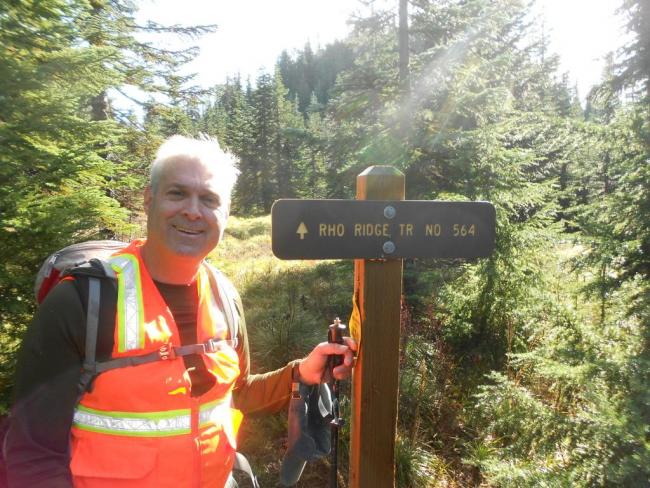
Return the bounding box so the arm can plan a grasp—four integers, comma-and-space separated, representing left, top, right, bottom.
149, 135, 240, 200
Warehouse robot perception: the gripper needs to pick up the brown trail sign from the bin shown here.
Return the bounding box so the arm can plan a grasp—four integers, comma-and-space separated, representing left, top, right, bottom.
271, 166, 496, 488
271, 199, 495, 260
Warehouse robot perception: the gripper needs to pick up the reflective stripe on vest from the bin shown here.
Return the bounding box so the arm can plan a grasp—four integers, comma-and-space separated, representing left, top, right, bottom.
109, 254, 145, 352
73, 396, 232, 437
108, 252, 232, 353
199, 397, 230, 427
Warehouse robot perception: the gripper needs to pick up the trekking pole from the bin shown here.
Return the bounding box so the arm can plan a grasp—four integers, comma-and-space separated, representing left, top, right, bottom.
328, 317, 347, 488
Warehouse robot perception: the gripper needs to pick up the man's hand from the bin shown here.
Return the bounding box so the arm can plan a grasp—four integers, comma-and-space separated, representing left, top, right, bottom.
297, 337, 357, 385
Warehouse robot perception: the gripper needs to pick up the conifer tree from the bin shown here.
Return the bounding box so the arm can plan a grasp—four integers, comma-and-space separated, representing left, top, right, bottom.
274, 68, 304, 199
0, 0, 213, 411
0, 0, 128, 410
466, 1, 650, 484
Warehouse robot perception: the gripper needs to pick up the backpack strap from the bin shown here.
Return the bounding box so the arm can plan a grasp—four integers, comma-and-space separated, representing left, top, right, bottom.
66, 259, 118, 396
64, 258, 116, 281
203, 265, 260, 488
206, 264, 240, 350
79, 276, 101, 396
71, 260, 242, 394
88, 338, 238, 375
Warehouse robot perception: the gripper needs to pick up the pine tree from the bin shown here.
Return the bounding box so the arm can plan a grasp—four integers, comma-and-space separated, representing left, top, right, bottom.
274, 68, 304, 199
277, 41, 355, 118
0, 0, 129, 410
466, 1, 650, 484
614, 0, 650, 103
0, 0, 213, 411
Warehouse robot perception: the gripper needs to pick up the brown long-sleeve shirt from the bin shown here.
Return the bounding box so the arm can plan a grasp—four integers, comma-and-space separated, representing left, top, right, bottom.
6, 276, 298, 488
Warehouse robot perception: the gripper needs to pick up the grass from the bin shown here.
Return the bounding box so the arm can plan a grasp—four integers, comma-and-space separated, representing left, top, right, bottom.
214, 214, 486, 487
210, 214, 354, 486
209, 215, 339, 283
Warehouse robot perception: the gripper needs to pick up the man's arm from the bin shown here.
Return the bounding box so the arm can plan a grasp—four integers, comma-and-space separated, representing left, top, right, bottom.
5, 280, 85, 488
231, 295, 356, 415
231, 300, 300, 415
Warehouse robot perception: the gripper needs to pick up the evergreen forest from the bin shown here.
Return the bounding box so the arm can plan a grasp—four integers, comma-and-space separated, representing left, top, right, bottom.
1, 0, 648, 486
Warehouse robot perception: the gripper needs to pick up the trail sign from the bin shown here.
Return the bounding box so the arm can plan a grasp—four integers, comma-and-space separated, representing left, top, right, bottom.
271, 199, 495, 260
270, 166, 497, 488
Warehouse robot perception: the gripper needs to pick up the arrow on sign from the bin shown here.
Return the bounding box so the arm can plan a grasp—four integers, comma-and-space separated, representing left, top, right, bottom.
296, 222, 308, 240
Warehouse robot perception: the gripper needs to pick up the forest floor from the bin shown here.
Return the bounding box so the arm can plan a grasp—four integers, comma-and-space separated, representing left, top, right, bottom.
210, 214, 480, 488
211, 215, 339, 487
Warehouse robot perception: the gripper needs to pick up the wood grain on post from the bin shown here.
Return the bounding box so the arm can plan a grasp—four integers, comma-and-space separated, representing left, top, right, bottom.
350, 166, 404, 488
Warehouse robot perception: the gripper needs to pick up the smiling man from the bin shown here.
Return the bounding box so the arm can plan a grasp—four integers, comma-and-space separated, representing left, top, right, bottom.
141, 143, 235, 284
5, 135, 356, 488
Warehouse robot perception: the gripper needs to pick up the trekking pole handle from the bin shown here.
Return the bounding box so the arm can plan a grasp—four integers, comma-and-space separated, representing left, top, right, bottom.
328, 318, 346, 370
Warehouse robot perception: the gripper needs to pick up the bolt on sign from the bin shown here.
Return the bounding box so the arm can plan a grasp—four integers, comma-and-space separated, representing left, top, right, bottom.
271, 199, 496, 260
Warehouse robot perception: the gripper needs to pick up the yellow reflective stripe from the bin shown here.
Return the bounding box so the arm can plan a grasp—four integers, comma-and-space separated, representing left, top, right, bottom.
206, 265, 238, 343
73, 405, 191, 437
205, 276, 228, 337
110, 254, 145, 351
199, 395, 232, 427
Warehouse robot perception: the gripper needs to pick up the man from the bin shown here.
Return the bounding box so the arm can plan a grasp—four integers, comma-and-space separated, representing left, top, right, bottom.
5, 135, 356, 487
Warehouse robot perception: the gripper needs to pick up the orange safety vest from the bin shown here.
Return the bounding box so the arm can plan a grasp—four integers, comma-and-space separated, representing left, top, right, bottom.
69, 240, 243, 488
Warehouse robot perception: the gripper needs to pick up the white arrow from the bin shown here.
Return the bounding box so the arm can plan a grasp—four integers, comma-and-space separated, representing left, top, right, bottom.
296, 222, 308, 240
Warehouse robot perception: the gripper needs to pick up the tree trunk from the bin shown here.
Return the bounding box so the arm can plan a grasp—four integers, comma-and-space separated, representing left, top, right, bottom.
91, 91, 109, 121
398, 0, 410, 96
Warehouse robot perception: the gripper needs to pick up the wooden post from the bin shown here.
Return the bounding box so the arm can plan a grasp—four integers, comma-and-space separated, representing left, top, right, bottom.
350, 166, 404, 488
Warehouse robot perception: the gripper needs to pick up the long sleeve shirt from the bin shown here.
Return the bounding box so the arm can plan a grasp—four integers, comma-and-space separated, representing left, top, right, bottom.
5, 277, 298, 488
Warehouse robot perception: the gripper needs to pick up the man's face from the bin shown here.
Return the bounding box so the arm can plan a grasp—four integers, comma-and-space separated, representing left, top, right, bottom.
144, 157, 229, 262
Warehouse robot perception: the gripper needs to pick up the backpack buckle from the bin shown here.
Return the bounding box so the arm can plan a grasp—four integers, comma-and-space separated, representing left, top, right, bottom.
205, 338, 220, 353
159, 342, 176, 360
